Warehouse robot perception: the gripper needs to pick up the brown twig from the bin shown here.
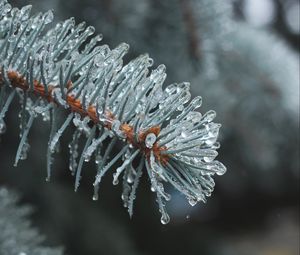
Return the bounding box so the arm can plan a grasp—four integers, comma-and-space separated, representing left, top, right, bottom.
0, 69, 170, 164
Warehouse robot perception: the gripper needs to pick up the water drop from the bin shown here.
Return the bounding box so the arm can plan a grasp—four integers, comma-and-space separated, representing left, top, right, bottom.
0, 120, 6, 134
43, 10, 53, 24
188, 197, 197, 206
127, 174, 134, 184
112, 120, 121, 132
203, 110, 216, 123
181, 131, 188, 138
145, 133, 156, 149
148, 57, 154, 66
157, 64, 166, 73
112, 173, 119, 185
160, 213, 170, 225
86, 26, 95, 35
177, 105, 184, 111
191, 96, 202, 108
201, 156, 209, 162
215, 161, 227, 175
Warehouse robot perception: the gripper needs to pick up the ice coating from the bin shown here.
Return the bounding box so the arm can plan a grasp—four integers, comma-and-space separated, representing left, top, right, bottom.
0, 0, 226, 223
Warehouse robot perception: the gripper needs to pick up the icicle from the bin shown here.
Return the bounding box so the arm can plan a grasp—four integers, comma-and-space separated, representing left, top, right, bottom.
69, 129, 81, 175
0, 119, 6, 134
128, 160, 144, 218
74, 125, 96, 191
94, 144, 129, 186
149, 151, 167, 181
45, 106, 56, 182
14, 109, 36, 166
112, 150, 139, 185
0, 90, 16, 122
19, 91, 28, 135
121, 165, 132, 208
146, 160, 171, 224
72, 114, 91, 135
92, 137, 117, 200
83, 130, 108, 162
165, 161, 202, 201
49, 113, 74, 153
158, 196, 170, 225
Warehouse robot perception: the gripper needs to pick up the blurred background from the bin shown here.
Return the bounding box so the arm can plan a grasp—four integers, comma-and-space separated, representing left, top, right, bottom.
0, 0, 299, 254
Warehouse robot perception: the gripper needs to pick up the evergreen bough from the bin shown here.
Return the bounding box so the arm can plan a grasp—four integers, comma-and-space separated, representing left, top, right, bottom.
0, 0, 226, 224
0, 187, 63, 255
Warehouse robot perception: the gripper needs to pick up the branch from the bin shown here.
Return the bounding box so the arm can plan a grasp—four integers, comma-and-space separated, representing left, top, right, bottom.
0, 0, 226, 224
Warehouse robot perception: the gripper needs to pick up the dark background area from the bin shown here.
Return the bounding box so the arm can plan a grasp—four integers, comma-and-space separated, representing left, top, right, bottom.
1, 0, 299, 254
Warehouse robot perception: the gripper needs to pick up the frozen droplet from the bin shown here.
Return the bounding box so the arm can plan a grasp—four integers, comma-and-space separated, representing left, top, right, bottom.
186, 215, 190, 219
145, 133, 156, 149
84, 155, 91, 162
124, 150, 131, 159
115, 42, 129, 57
20, 141, 30, 160
148, 57, 154, 66
177, 104, 184, 111
181, 131, 188, 138
0, 3, 11, 17
0, 120, 6, 134
20, 5, 32, 21
157, 64, 166, 73
112, 172, 120, 185
95, 155, 103, 165
160, 213, 170, 225
191, 96, 202, 109
127, 172, 135, 184
92, 194, 98, 201
202, 110, 216, 123
111, 120, 125, 138
94, 54, 104, 67
204, 136, 217, 146
215, 161, 227, 175
204, 156, 214, 162
188, 197, 197, 206
86, 26, 95, 35
43, 10, 53, 24
113, 150, 139, 185
112, 120, 121, 132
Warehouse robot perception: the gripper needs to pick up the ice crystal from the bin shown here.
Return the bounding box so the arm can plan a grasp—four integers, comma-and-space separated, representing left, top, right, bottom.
0, 0, 226, 223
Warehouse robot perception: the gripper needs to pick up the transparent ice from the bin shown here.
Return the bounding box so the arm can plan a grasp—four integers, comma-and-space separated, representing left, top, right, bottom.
0, 0, 226, 224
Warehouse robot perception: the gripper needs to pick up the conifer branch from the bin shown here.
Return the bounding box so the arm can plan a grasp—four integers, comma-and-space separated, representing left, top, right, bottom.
0, 0, 226, 224
0, 187, 63, 254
